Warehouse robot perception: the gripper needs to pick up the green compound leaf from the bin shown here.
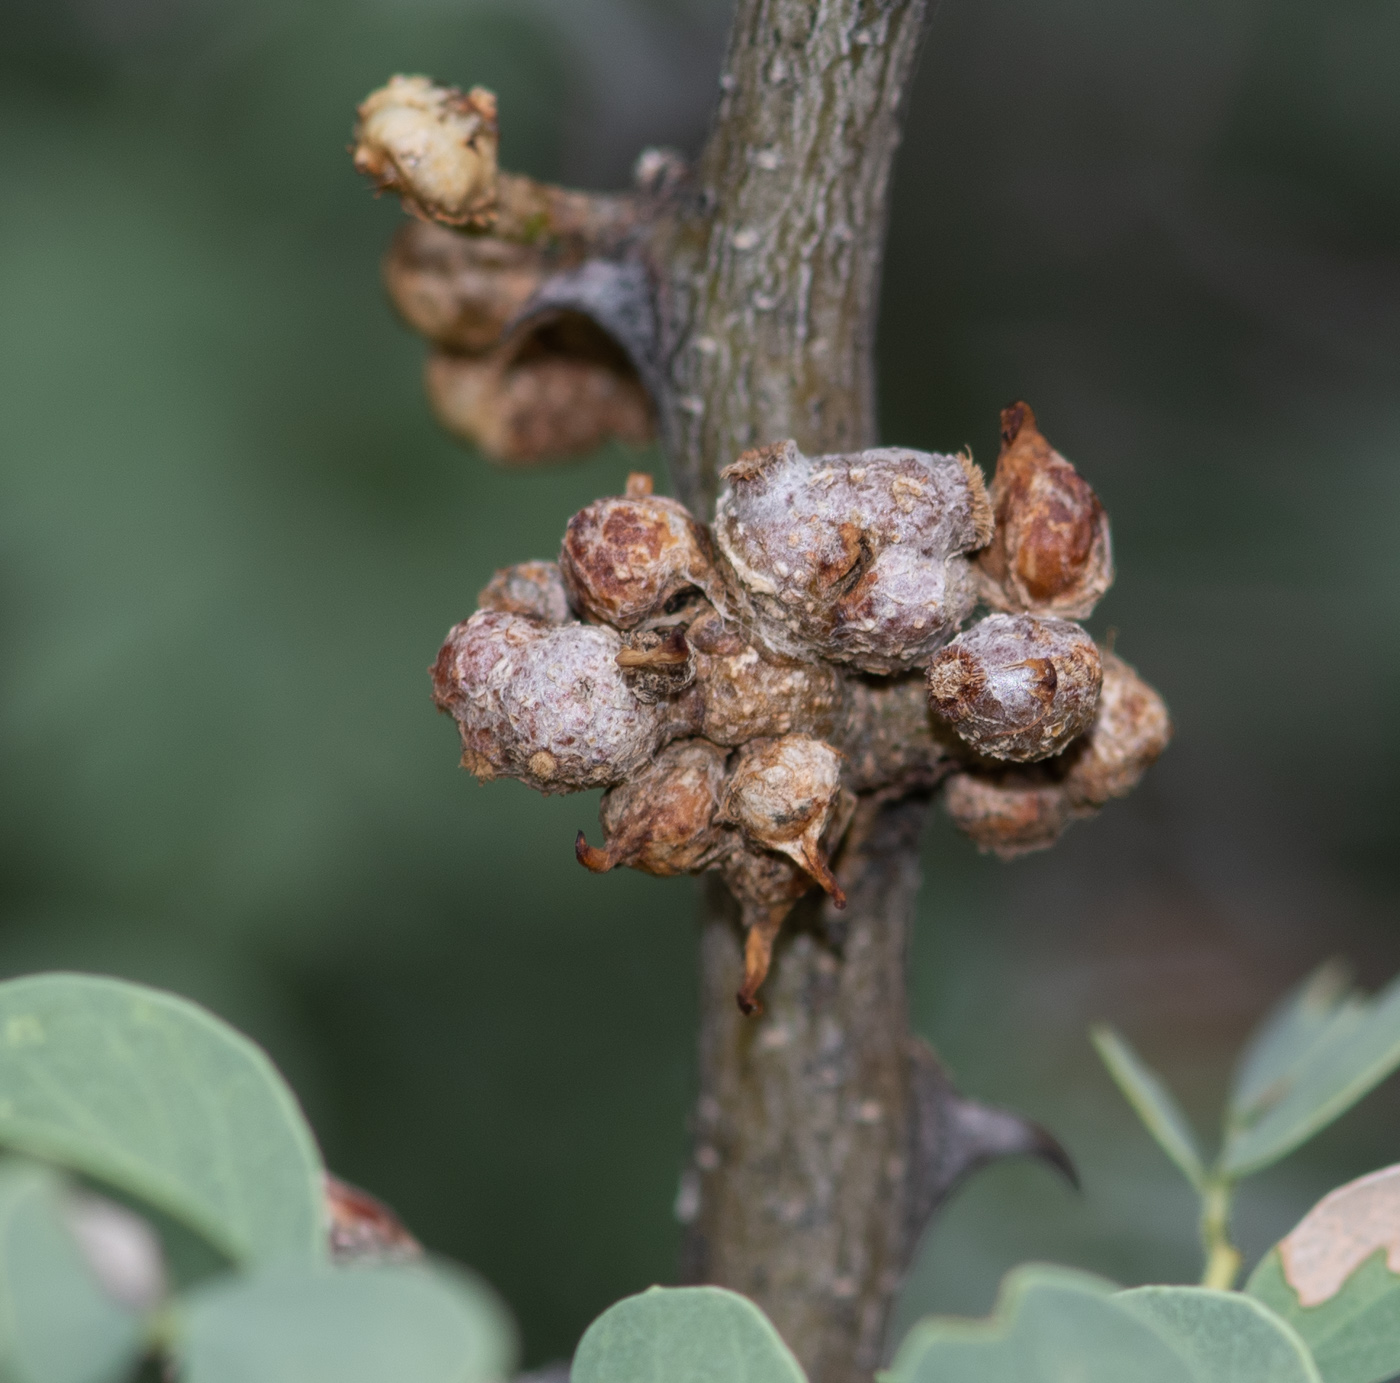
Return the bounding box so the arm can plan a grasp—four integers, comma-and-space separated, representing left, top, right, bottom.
1247, 1165, 1400, 1383
176, 1259, 517, 1383
572, 1286, 806, 1383
1222, 967, 1400, 1178
1115, 1286, 1321, 1383
1091, 1026, 1206, 1190
0, 1159, 144, 1383
884, 1264, 1195, 1383
0, 973, 326, 1266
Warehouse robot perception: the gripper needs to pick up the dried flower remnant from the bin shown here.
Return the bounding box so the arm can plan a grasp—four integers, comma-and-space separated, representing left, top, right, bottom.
561, 485, 722, 629
977, 402, 1114, 618
616, 625, 696, 704
718, 735, 848, 905
477, 560, 571, 625
714, 441, 992, 673
353, 77, 500, 229
576, 739, 732, 876
425, 316, 653, 465
926, 614, 1102, 762
431, 611, 672, 791
383, 220, 548, 355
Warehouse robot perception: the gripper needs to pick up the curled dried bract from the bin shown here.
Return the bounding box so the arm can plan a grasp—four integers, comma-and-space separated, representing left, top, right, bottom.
425, 313, 653, 464
976, 402, 1113, 618
560, 488, 721, 629
383, 220, 547, 354
477, 560, 571, 625
926, 614, 1102, 762
714, 441, 992, 673
718, 735, 848, 905
431, 611, 671, 791
575, 739, 731, 876
353, 76, 499, 228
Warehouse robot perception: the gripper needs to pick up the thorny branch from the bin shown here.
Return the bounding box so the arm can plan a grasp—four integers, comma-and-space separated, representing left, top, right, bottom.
351, 7, 1171, 1378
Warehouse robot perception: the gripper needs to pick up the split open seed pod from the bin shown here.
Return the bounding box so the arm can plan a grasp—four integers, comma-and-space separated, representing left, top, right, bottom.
353, 76, 500, 228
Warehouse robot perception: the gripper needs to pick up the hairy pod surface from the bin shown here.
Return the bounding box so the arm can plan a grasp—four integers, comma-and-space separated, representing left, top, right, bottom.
577, 739, 732, 876
713, 441, 992, 673
383, 220, 548, 354
477, 560, 572, 625
561, 489, 723, 629
353, 77, 499, 228
976, 402, 1114, 618
431, 610, 671, 791
926, 614, 1102, 762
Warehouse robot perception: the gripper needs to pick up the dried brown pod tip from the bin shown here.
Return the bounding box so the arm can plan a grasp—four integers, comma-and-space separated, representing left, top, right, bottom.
560, 488, 720, 629
616, 626, 695, 704
353, 76, 499, 229
425, 312, 653, 465
431, 610, 671, 792
719, 846, 815, 1016
575, 739, 731, 877
976, 402, 1114, 618
714, 441, 991, 673
718, 735, 848, 907
477, 560, 571, 625
383, 220, 547, 355
926, 614, 1102, 762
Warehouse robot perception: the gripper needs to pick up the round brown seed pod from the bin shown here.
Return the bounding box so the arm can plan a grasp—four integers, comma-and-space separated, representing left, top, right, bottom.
976, 402, 1114, 618
1063, 650, 1171, 808
425, 326, 653, 465
575, 739, 732, 877
477, 560, 571, 625
718, 735, 847, 905
616, 626, 696, 704
353, 77, 499, 229
430, 610, 669, 792
713, 440, 992, 674
383, 220, 547, 355
926, 614, 1102, 763
942, 769, 1071, 860
560, 489, 722, 629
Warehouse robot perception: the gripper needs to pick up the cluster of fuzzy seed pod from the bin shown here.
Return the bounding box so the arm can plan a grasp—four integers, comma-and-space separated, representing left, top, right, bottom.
431, 408, 1170, 1011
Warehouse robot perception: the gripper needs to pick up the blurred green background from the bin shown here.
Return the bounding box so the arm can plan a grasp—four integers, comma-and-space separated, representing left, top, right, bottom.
1, 0, 1398, 1368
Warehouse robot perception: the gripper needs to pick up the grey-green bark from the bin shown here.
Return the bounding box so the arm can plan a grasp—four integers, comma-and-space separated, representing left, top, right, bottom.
652, 4, 935, 1378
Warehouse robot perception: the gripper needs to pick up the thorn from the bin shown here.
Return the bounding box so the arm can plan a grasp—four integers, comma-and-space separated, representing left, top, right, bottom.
575, 830, 613, 873
942, 1093, 1079, 1192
